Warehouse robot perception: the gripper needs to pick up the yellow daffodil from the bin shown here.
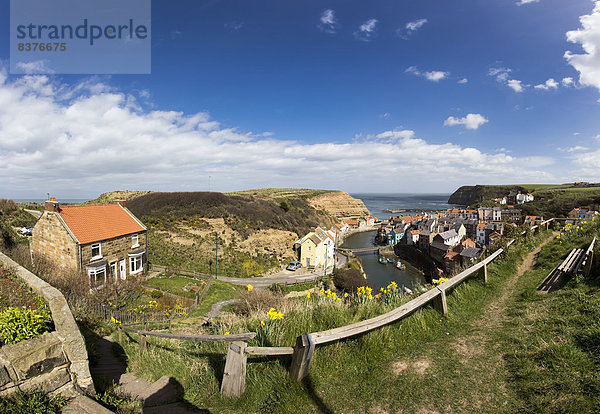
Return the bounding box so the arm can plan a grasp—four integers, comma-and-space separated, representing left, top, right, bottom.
306, 292, 311, 299
247, 284, 254, 291
224, 331, 230, 335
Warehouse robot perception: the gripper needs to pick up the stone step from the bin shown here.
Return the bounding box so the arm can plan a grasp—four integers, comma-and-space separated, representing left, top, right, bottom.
61, 394, 114, 414
117, 375, 178, 406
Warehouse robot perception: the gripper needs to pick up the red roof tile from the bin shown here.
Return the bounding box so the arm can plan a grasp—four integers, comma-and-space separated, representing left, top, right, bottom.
59, 204, 146, 244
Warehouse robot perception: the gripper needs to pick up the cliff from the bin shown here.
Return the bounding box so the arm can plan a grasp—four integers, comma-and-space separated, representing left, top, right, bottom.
448, 185, 528, 206
308, 191, 371, 221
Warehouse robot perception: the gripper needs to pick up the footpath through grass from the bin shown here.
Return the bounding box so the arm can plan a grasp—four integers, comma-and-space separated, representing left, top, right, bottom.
113, 223, 600, 413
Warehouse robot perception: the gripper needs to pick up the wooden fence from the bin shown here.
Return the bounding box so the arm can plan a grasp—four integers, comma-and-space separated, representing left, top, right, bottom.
117, 320, 256, 397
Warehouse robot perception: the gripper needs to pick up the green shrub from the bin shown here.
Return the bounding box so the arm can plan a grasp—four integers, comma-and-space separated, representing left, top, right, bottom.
150, 290, 163, 299
0, 307, 52, 345
0, 390, 69, 414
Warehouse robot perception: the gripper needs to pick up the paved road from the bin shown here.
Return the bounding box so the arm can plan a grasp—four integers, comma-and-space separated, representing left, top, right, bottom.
216, 252, 348, 288
24, 209, 42, 218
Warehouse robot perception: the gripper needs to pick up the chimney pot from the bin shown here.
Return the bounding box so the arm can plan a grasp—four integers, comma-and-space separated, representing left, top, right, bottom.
45, 199, 60, 213
114, 198, 126, 207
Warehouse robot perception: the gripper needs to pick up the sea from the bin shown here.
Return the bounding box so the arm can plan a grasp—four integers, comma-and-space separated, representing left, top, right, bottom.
351, 193, 455, 219
342, 193, 457, 290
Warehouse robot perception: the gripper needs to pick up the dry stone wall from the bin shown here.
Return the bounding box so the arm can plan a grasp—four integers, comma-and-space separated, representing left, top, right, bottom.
0, 251, 94, 396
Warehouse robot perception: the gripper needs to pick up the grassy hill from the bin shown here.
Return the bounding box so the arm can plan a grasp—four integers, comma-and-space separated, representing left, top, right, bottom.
449, 183, 600, 217
86, 190, 355, 277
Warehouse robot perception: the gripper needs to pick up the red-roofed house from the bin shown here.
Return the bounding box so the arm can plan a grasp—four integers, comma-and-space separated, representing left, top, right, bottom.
31, 198, 147, 288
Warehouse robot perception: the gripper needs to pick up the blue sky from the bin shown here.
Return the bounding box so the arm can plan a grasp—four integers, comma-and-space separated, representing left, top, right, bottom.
1, 0, 600, 198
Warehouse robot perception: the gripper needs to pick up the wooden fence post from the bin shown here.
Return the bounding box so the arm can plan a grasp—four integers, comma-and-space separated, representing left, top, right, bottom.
139, 333, 147, 353
145, 321, 149, 331
118, 326, 122, 343
433, 287, 447, 316
220, 341, 248, 398
168, 318, 172, 331
290, 334, 314, 381
483, 263, 488, 283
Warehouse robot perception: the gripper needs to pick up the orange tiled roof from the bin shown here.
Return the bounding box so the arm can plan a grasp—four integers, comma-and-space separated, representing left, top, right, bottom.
59, 204, 146, 244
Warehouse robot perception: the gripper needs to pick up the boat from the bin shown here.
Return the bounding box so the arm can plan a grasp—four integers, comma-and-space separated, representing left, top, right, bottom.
396, 261, 406, 270
378, 257, 387, 264
387, 258, 394, 264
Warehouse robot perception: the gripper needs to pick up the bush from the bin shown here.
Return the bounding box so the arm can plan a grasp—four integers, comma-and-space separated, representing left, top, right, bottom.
0, 307, 52, 345
150, 289, 163, 299
233, 290, 288, 316
0, 390, 69, 414
333, 269, 367, 293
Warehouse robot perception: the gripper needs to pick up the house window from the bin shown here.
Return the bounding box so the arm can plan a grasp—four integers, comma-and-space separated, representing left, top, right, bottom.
91, 243, 102, 260
110, 262, 117, 282
87, 264, 107, 288
129, 251, 144, 275
132, 234, 139, 248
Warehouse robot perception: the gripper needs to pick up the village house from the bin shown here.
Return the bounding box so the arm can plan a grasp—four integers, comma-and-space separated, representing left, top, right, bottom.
31, 198, 147, 288
434, 229, 461, 247
417, 230, 437, 251
294, 226, 335, 269
407, 229, 421, 246
516, 192, 534, 204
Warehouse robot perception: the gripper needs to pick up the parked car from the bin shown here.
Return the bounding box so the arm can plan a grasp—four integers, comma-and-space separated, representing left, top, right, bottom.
286, 261, 302, 271
20, 226, 33, 236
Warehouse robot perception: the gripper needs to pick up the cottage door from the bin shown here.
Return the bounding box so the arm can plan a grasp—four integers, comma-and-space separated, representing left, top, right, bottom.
119, 259, 126, 280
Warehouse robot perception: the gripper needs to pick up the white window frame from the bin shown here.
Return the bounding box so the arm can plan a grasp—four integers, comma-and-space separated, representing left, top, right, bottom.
87, 265, 107, 288
110, 262, 117, 283
91, 243, 102, 260
129, 252, 143, 275
132, 234, 139, 248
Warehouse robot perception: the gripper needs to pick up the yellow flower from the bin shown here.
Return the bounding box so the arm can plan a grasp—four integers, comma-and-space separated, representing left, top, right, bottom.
336, 298, 341, 302
258, 320, 265, 328
247, 284, 254, 291
224, 331, 230, 335
344, 292, 348, 298
306, 292, 311, 299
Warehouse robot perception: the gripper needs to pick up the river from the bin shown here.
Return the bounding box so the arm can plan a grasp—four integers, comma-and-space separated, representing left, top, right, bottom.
341, 230, 424, 291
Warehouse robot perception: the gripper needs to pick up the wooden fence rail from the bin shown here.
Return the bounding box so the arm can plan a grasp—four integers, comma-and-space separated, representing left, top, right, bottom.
66, 294, 172, 324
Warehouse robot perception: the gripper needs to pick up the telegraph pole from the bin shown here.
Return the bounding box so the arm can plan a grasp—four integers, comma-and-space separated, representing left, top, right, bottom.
215, 235, 218, 280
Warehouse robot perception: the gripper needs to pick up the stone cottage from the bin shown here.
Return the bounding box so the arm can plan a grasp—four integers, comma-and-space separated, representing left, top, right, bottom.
31, 198, 147, 288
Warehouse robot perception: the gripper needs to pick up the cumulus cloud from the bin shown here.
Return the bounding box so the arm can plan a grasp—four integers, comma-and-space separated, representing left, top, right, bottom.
0, 74, 559, 196
562, 77, 574, 87
534, 78, 559, 90
406, 18, 428, 32
458, 78, 468, 84
354, 19, 378, 41
318, 9, 339, 34
507, 79, 525, 92
406, 66, 449, 82
566, 146, 589, 152
565, 2, 600, 96
444, 113, 489, 130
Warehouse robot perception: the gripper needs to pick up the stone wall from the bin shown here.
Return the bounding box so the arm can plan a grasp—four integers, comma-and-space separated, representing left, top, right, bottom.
31, 211, 79, 271
81, 231, 147, 277
0, 251, 94, 396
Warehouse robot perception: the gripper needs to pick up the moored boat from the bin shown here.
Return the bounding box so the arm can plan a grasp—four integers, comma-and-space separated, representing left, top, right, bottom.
378, 257, 387, 264
396, 261, 406, 270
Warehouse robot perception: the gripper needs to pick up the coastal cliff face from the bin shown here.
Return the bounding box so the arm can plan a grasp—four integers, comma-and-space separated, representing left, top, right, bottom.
447, 186, 485, 206
308, 192, 371, 221
448, 185, 528, 206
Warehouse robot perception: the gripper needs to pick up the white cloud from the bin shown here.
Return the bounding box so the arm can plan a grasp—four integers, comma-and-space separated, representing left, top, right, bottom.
565, 2, 600, 96
489, 67, 512, 82
562, 77, 575, 87
444, 113, 489, 130
15, 60, 55, 75
354, 19, 378, 41
406, 19, 428, 32
458, 78, 468, 84
425, 71, 449, 82
406, 66, 449, 82
319, 9, 339, 34
0, 75, 558, 196
516, 0, 540, 5
566, 146, 589, 152
595, 134, 600, 140
534, 78, 559, 90
507, 79, 525, 92
380, 113, 390, 119
224, 22, 243, 31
